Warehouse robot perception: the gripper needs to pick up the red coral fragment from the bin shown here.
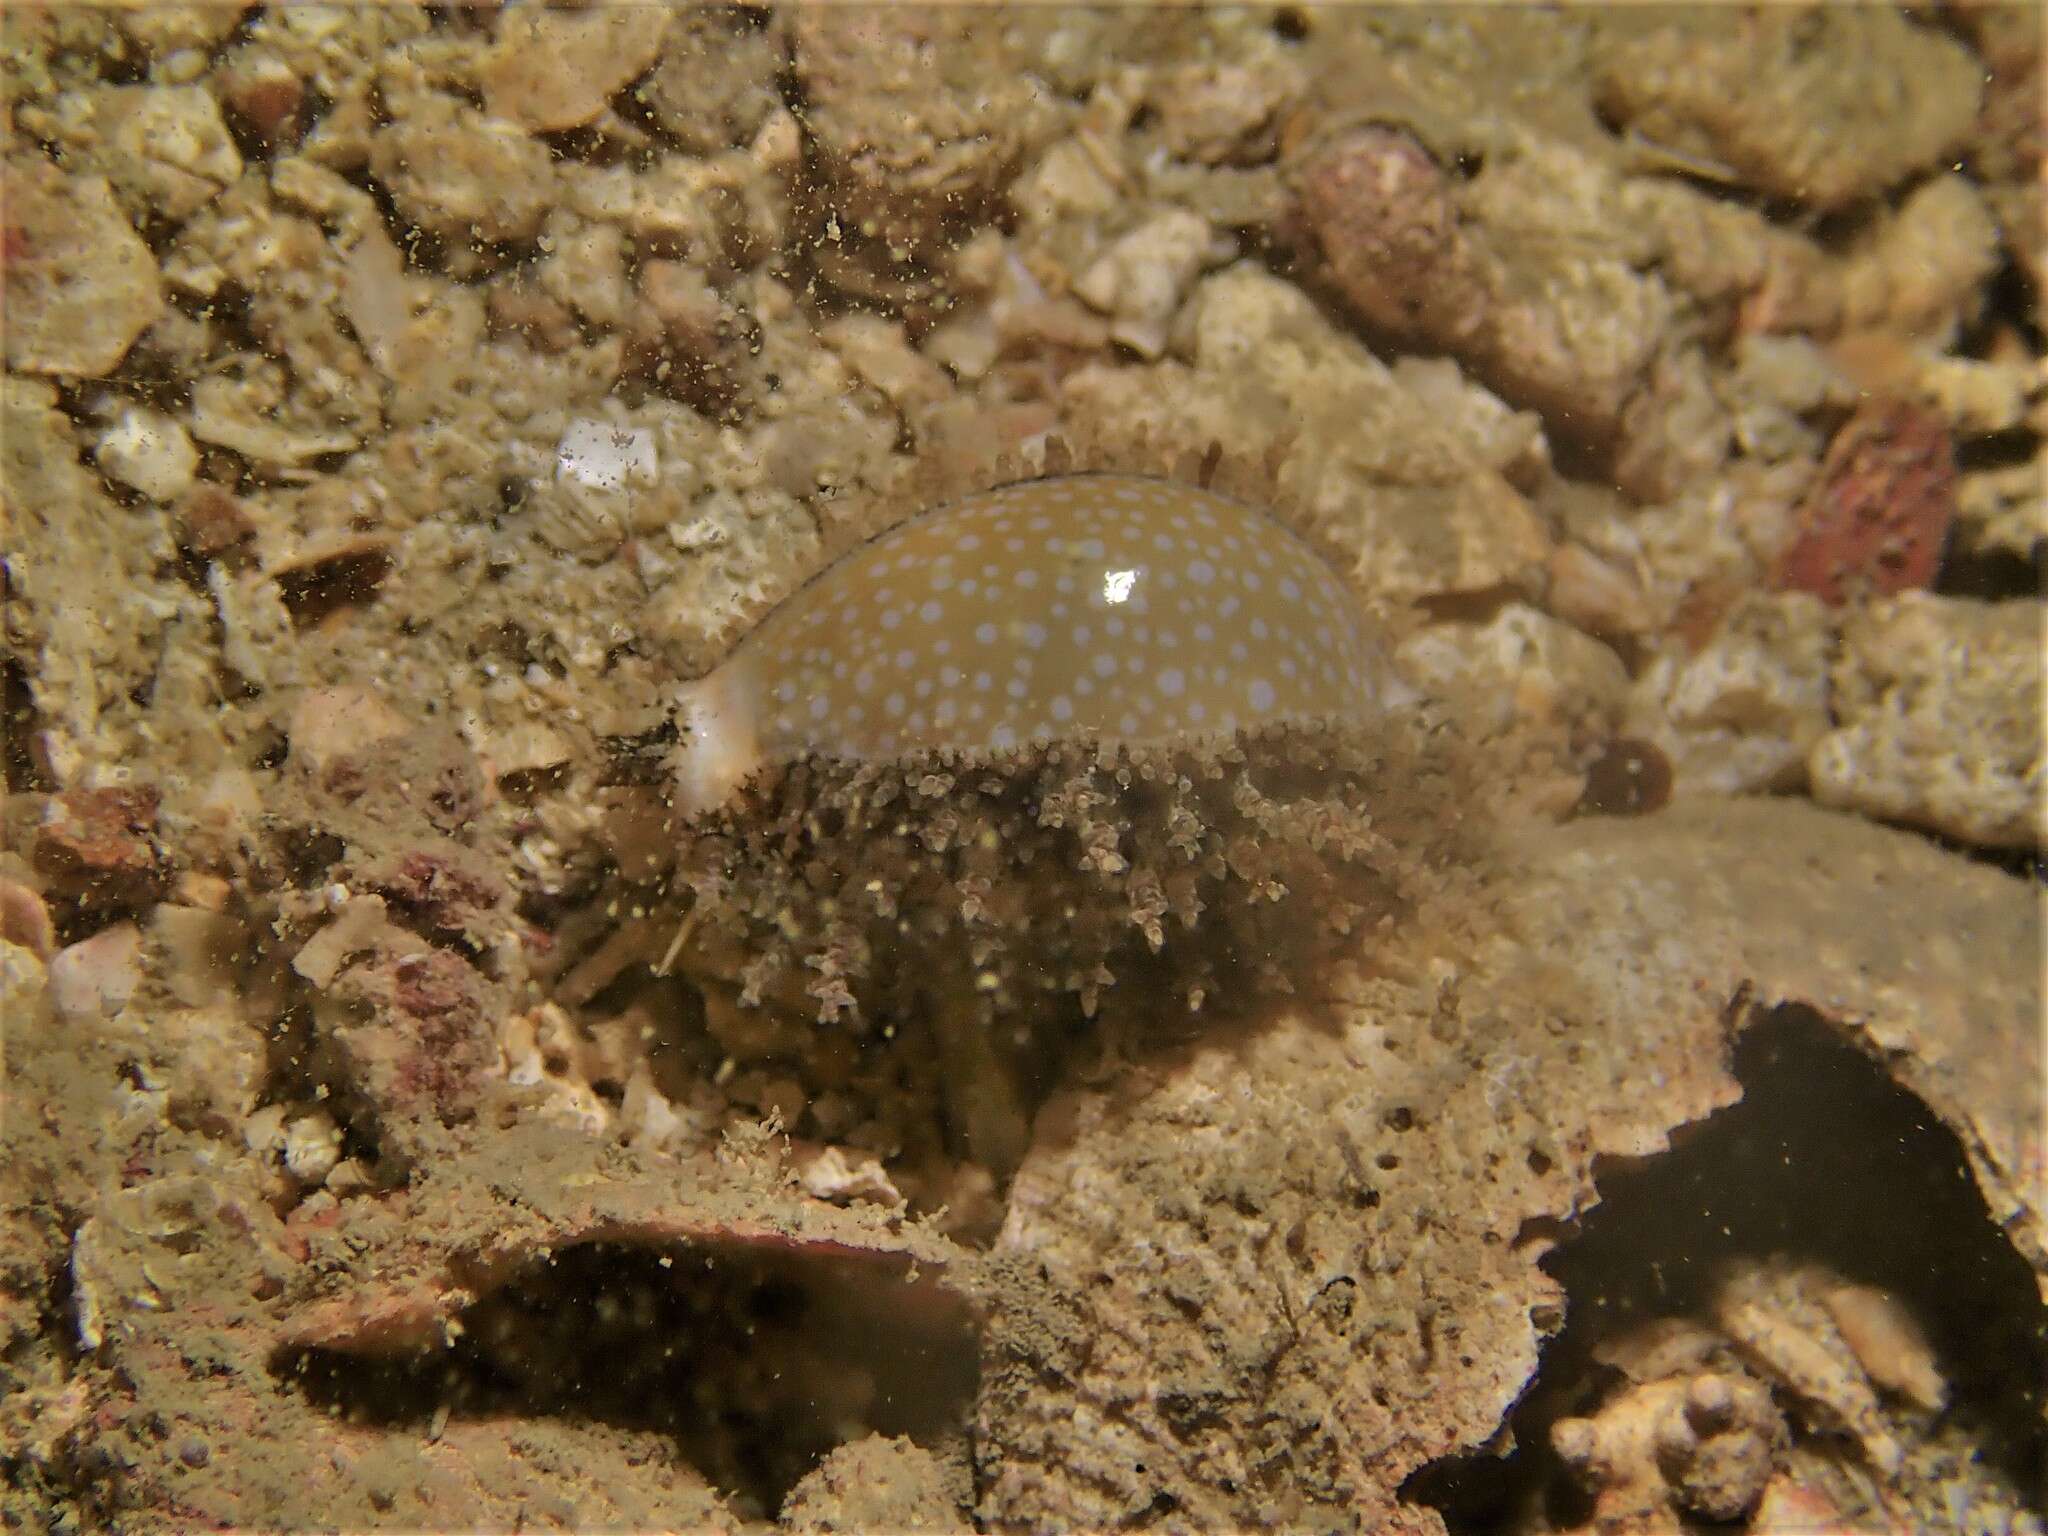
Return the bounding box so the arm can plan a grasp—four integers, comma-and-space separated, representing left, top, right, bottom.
1776, 400, 1955, 606
34, 785, 169, 905
363, 848, 505, 938
330, 947, 499, 1129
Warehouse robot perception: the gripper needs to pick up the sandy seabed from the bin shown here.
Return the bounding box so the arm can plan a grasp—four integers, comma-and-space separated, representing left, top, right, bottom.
2, 5, 2043, 1532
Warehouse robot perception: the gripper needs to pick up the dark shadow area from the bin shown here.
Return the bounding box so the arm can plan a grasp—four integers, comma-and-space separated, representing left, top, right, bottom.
274, 544, 394, 628
274, 1238, 980, 1520
1407, 1004, 2048, 1531
1936, 535, 2045, 603
2, 656, 55, 793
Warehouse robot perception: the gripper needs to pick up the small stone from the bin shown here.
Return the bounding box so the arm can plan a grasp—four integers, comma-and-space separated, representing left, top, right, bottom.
332, 946, 500, 1131
174, 485, 258, 558
1713, 1261, 1903, 1478
217, 48, 304, 144
148, 904, 242, 1009
1072, 210, 1224, 360
95, 408, 199, 503
536, 215, 628, 328
172, 873, 232, 913
486, 276, 580, 353
481, 722, 573, 787
1548, 543, 1653, 637
1398, 604, 1631, 743
286, 688, 409, 782
48, 923, 144, 1020
3, 161, 164, 377
1149, 56, 1304, 166
555, 419, 657, 492
1577, 738, 1674, 818
823, 314, 951, 414
0, 879, 57, 960
323, 1159, 374, 1197
627, 260, 744, 406
1299, 127, 1668, 449
360, 846, 506, 942
82, 86, 244, 223
638, 6, 787, 154
481, 6, 672, 133
283, 1111, 344, 1185
368, 94, 555, 246
797, 1146, 904, 1208
1821, 1282, 1946, 1414
113, 5, 245, 56
187, 375, 360, 468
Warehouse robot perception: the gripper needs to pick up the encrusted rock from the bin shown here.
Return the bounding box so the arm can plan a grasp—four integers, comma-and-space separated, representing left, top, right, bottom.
638, 5, 788, 155
1810, 593, 2045, 850
1714, 1259, 1904, 1476
1062, 264, 1553, 605
790, 8, 1059, 256
1589, 9, 1981, 210
1398, 603, 1631, 817
781, 1434, 971, 1533
1296, 126, 1671, 450
1627, 593, 1832, 796
321, 943, 504, 1140
1552, 1365, 1786, 1528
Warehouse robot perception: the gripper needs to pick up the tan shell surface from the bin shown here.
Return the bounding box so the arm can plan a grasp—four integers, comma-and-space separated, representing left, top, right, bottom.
719, 473, 1386, 763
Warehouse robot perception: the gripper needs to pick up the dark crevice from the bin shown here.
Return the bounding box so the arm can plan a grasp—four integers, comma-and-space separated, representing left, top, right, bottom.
3, 657, 56, 792
273, 546, 394, 628
272, 1239, 980, 1520
1406, 1004, 2048, 1531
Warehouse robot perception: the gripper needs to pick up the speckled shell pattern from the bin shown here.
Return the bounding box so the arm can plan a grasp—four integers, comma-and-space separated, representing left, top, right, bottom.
714, 473, 1383, 769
